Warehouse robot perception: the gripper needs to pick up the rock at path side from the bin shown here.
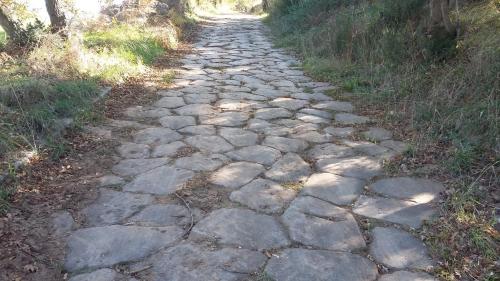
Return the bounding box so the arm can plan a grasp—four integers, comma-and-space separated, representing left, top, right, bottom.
112, 158, 170, 177
133, 127, 183, 146
380, 140, 409, 153
69, 268, 119, 281
370, 227, 434, 270
148, 243, 266, 281
209, 162, 265, 189
316, 156, 382, 180
123, 166, 194, 195
185, 135, 234, 153
265, 248, 378, 281
282, 196, 365, 251
128, 204, 202, 227
82, 189, 153, 226
353, 195, 437, 228
312, 101, 354, 112
301, 173, 365, 205
323, 126, 356, 138
219, 127, 258, 147
335, 113, 370, 125
379, 271, 437, 281
369, 177, 444, 204
230, 178, 296, 214
226, 145, 282, 166
64, 225, 183, 272
265, 153, 311, 183
262, 136, 309, 153
190, 208, 290, 250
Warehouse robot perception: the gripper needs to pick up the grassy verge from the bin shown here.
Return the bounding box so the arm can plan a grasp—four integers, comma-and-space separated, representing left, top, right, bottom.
0, 7, 196, 213
266, 0, 499, 280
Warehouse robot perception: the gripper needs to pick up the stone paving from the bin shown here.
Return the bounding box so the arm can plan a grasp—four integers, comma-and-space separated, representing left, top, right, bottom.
57, 13, 444, 281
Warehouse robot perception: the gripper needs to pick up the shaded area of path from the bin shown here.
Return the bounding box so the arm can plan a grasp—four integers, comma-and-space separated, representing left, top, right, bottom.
57, 13, 443, 281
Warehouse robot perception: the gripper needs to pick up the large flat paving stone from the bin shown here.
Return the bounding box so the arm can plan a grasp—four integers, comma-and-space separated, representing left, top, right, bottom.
230, 178, 296, 214
323, 126, 356, 138
178, 125, 216, 135
133, 127, 183, 145
370, 227, 434, 270
379, 271, 437, 281
296, 113, 330, 124
270, 97, 308, 110
185, 135, 234, 153
291, 131, 332, 143
262, 136, 309, 153
116, 143, 150, 159
175, 153, 228, 171
369, 177, 444, 203
265, 153, 311, 183
226, 145, 281, 166
254, 107, 293, 120
190, 208, 290, 250
283, 196, 365, 251
341, 139, 392, 157
316, 156, 382, 179
128, 204, 202, 227
301, 173, 365, 205
174, 104, 216, 116
64, 225, 183, 272
159, 115, 196, 129
307, 143, 355, 160
111, 158, 170, 177
210, 162, 265, 189
123, 166, 194, 195
82, 189, 153, 226
151, 141, 187, 158
219, 127, 258, 146
148, 243, 266, 281
200, 112, 249, 126
154, 96, 186, 108
265, 248, 378, 281
353, 195, 437, 228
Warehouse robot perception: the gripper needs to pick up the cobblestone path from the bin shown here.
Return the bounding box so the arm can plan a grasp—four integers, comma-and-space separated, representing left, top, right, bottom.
59, 13, 442, 281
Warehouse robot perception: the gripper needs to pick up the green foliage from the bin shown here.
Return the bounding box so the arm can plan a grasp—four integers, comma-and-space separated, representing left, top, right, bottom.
84, 24, 165, 65
0, 28, 6, 49
0, 77, 100, 155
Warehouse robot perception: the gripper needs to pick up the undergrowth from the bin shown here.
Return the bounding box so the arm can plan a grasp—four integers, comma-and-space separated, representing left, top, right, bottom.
266, 0, 499, 280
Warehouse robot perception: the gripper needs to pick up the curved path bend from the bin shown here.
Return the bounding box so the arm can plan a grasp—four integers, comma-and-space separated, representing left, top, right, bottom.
59, 13, 443, 281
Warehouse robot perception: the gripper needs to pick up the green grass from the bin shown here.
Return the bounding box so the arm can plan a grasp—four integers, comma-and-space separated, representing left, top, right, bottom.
84, 24, 165, 65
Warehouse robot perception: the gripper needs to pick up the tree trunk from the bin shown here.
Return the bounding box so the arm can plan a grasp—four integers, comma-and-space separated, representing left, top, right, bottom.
262, 0, 269, 12
0, 7, 20, 39
429, 0, 455, 34
45, 0, 67, 34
